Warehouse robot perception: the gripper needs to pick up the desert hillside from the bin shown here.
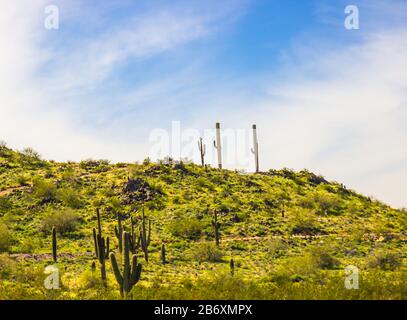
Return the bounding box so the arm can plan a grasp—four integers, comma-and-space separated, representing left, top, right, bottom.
0, 144, 405, 299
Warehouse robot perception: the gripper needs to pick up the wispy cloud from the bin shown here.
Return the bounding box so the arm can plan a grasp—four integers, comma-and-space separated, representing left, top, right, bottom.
0, 0, 245, 160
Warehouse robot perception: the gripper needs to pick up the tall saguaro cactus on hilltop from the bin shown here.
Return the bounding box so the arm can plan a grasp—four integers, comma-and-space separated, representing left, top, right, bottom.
197, 137, 206, 166
213, 122, 222, 169
251, 124, 259, 173
110, 231, 142, 298
93, 208, 110, 283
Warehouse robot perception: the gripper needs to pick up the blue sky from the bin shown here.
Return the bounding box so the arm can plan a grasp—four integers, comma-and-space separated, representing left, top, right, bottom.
1, 0, 407, 208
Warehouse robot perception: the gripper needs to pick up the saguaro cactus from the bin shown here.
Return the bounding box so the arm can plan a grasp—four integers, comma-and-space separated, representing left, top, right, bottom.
52, 227, 57, 262
197, 137, 206, 166
128, 216, 140, 254
161, 243, 166, 264
110, 231, 142, 298
93, 208, 110, 282
213, 122, 222, 169
140, 207, 151, 263
114, 212, 123, 254
230, 258, 235, 276
251, 124, 259, 173
212, 210, 221, 246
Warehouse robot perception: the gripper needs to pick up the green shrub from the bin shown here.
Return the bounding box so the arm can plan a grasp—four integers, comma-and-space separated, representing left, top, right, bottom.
366, 250, 402, 271
77, 270, 104, 290
32, 178, 57, 202
189, 242, 224, 262
313, 192, 344, 215
20, 147, 41, 161
0, 222, 12, 252
18, 237, 42, 253
0, 254, 16, 279
168, 216, 204, 240
41, 209, 80, 234
309, 245, 340, 269
289, 208, 322, 235
271, 254, 318, 283
0, 197, 12, 213
57, 188, 83, 209
15, 174, 30, 186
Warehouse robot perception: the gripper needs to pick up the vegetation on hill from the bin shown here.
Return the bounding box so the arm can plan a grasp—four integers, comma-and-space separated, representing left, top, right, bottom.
0, 142, 405, 299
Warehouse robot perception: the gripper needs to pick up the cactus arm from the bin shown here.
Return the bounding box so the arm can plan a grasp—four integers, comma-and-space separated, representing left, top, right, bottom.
123, 232, 131, 294
105, 237, 110, 259
130, 255, 142, 286
96, 208, 102, 236
110, 252, 123, 295
92, 228, 99, 258
147, 219, 151, 245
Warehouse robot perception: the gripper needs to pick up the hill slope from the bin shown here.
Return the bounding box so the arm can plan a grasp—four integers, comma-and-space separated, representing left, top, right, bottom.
0, 144, 405, 299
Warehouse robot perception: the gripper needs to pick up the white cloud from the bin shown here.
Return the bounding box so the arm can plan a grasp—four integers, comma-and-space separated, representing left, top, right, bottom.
218, 30, 407, 208
0, 0, 243, 161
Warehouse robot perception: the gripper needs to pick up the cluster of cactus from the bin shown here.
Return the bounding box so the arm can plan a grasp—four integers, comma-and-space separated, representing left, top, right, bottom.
92, 208, 110, 282
114, 208, 150, 262
212, 210, 221, 246
110, 231, 142, 298
197, 137, 206, 166
52, 227, 57, 263
88, 207, 158, 297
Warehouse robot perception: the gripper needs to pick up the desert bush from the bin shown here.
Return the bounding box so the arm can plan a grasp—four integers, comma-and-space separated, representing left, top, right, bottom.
189, 242, 224, 262
168, 216, 204, 240
20, 147, 41, 161
0, 197, 12, 213
32, 178, 57, 202
15, 174, 30, 186
0, 253, 16, 279
271, 254, 318, 284
288, 208, 322, 235
77, 270, 105, 290
366, 249, 402, 271
18, 237, 42, 254
57, 188, 83, 209
309, 245, 340, 269
313, 191, 344, 215
0, 222, 12, 252
79, 159, 110, 173
41, 209, 80, 234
